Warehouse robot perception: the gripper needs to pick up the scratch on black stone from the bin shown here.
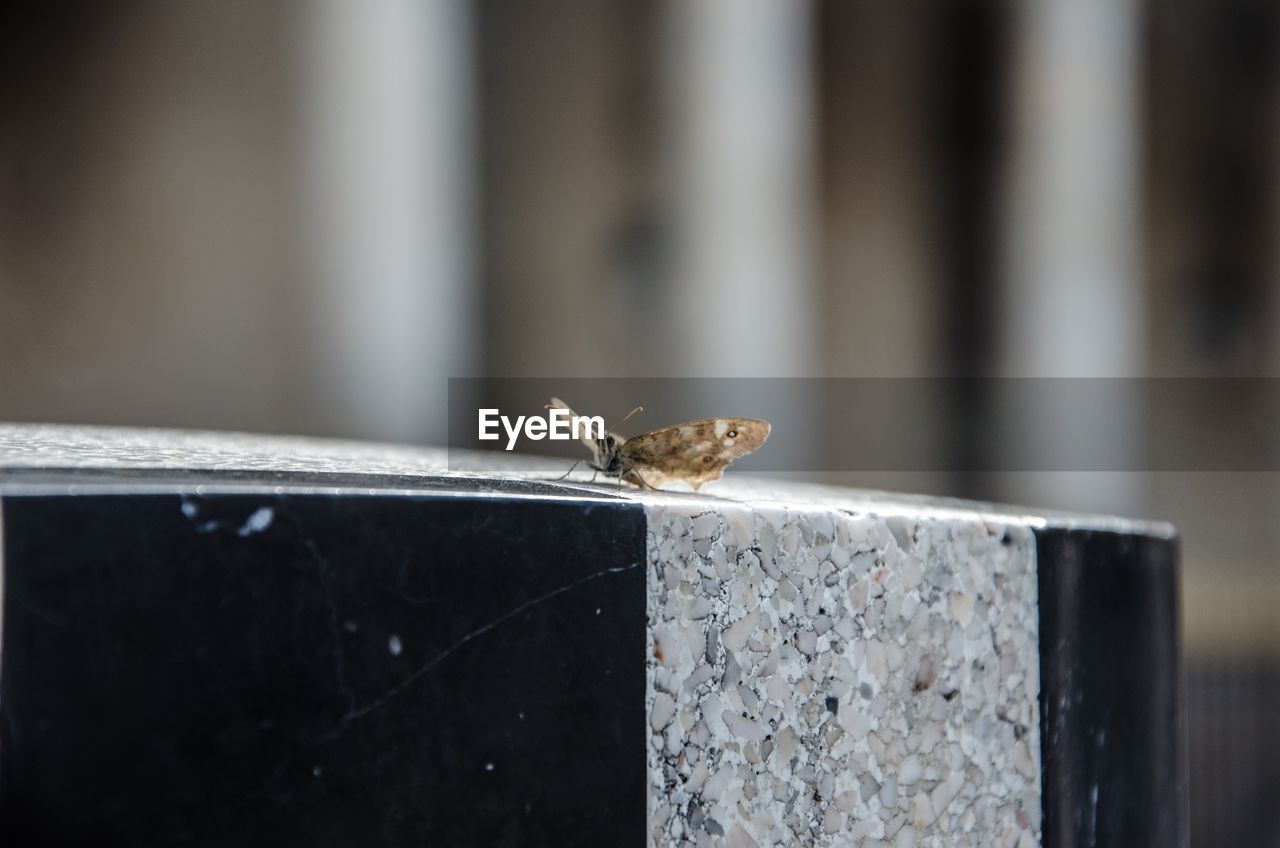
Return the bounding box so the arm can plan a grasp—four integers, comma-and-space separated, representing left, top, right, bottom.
12, 585, 71, 629
266, 501, 358, 716
303, 537, 357, 715
331, 559, 642, 731
381, 584, 434, 605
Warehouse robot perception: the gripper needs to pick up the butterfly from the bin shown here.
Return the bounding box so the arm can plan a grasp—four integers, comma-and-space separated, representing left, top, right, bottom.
546, 397, 770, 491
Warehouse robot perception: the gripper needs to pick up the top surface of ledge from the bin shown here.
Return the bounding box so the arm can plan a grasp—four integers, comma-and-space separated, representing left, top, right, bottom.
0, 423, 1175, 538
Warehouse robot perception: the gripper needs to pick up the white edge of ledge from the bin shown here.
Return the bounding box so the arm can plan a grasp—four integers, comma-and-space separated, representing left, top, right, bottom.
0, 422, 1177, 539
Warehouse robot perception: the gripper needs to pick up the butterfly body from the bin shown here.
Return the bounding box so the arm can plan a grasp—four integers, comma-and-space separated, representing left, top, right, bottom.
585, 432, 628, 478
548, 398, 770, 491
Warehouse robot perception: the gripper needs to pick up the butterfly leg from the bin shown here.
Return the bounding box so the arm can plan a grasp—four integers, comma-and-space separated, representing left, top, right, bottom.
630, 471, 661, 491
553, 459, 583, 481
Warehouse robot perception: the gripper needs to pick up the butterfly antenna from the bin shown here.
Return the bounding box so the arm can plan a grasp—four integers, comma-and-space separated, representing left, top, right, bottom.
609, 405, 644, 431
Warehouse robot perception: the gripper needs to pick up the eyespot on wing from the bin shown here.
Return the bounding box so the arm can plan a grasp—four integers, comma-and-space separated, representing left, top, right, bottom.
622, 417, 770, 481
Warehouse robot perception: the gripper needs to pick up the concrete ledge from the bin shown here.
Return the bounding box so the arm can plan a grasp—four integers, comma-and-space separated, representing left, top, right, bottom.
0, 425, 1182, 847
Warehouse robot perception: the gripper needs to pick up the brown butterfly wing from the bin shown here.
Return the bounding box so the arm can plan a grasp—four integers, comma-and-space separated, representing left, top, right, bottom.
621, 418, 770, 490
546, 397, 600, 452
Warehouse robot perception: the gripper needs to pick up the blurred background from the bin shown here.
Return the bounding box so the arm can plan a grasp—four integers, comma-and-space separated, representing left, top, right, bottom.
2, 1, 1278, 844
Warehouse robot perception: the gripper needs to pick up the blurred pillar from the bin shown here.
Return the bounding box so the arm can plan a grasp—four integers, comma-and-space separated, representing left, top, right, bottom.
300, 0, 475, 443
654, 0, 819, 477
996, 0, 1144, 514
478, 0, 658, 379
660, 0, 818, 379
812, 3, 956, 496
817, 3, 939, 380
